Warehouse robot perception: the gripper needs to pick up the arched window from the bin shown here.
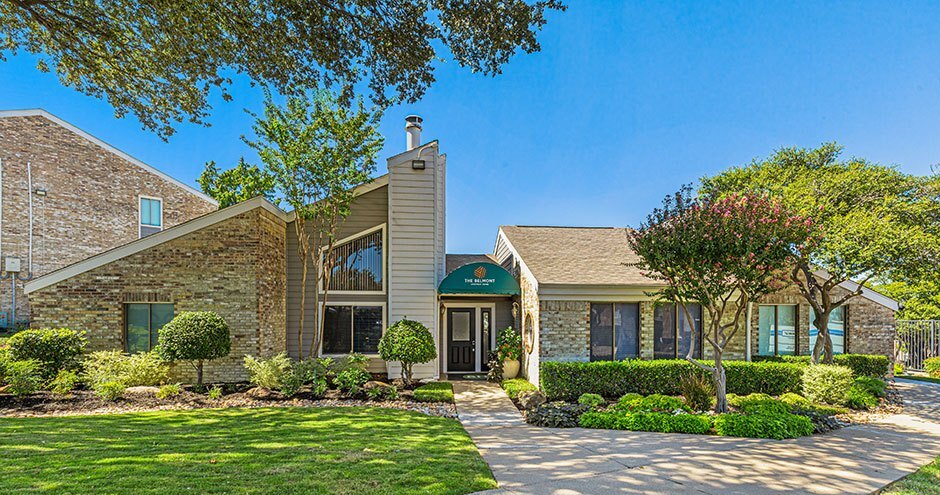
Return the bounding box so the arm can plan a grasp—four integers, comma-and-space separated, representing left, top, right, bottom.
328, 227, 384, 292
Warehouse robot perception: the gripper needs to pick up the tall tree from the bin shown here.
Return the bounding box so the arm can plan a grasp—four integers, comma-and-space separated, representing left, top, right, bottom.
630, 187, 815, 412
246, 90, 383, 359
1, 0, 564, 138
198, 158, 277, 209
702, 143, 940, 364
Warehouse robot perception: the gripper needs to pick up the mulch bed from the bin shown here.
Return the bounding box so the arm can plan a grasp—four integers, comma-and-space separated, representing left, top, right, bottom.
0, 386, 457, 419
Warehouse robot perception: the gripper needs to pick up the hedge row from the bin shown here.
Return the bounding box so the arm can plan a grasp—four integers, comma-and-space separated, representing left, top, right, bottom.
751, 354, 889, 378
540, 360, 803, 401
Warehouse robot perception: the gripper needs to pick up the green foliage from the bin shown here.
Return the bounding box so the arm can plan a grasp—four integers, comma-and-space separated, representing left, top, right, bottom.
378, 319, 436, 386
502, 378, 537, 399
752, 353, 888, 378
156, 383, 183, 399
732, 393, 790, 416
2, 359, 42, 396
577, 393, 605, 409
0, 1, 563, 138
895, 362, 905, 376
778, 392, 848, 416
83, 351, 169, 391
97, 380, 126, 401
335, 368, 371, 396
540, 360, 804, 401
198, 158, 278, 208
243, 353, 293, 391
854, 376, 887, 398
524, 401, 589, 428
7, 328, 87, 380
845, 383, 879, 410
679, 372, 715, 412
207, 386, 223, 400
49, 369, 80, 396
157, 311, 231, 385
713, 413, 814, 439
876, 280, 940, 320
366, 385, 399, 401
413, 382, 455, 403
616, 393, 644, 410
496, 327, 522, 361
925, 357, 940, 378
802, 365, 854, 405
579, 410, 713, 434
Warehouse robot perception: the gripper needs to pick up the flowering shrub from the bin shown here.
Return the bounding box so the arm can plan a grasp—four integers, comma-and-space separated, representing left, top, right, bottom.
497, 327, 522, 361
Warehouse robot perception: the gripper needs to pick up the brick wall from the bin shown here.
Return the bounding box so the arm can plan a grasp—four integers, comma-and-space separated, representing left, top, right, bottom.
0, 114, 216, 324
539, 300, 590, 361
29, 206, 287, 383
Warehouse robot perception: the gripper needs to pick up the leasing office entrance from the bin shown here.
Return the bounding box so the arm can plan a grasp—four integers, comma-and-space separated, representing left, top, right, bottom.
438, 262, 520, 375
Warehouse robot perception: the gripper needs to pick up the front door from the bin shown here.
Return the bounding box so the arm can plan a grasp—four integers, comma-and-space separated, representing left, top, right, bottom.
447, 308, 475, 372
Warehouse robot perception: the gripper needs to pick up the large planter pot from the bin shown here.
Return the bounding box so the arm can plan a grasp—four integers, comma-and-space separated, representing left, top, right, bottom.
502, 359, 520, 380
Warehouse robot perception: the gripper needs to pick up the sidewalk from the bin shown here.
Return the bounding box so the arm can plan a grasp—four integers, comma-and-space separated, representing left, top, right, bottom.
454, 379, 940, 495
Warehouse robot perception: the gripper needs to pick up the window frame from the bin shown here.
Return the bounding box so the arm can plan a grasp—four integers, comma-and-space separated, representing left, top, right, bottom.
756, 304, 799, 357
653, 302, 704, 359
589, 302, 641, 361
139, 195, 164, 238
123, 302, 174, 353
320, 223, 387, 296
319, 301, 387, 357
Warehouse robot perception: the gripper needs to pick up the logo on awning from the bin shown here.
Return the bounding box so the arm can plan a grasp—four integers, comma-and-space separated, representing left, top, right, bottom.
474, 266, 487, 279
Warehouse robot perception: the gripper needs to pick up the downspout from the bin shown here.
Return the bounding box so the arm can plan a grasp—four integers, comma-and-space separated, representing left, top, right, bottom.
0, 158, 4, 263
745, 302, 752, 361
27, 161, 33, 273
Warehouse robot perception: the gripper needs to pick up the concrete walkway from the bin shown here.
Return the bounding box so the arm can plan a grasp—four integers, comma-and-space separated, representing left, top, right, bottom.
453, 380, 940, 495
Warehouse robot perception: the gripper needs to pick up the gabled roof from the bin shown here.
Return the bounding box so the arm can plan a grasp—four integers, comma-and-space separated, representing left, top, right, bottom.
0, 108, 216, 205
445, 254, 497, 274
498, 226, 660, 286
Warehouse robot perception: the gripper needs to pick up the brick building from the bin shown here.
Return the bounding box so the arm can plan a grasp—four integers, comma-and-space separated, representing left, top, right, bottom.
0, 109, 216, 327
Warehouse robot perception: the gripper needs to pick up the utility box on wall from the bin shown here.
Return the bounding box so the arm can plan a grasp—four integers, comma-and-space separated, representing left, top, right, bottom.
4, 256, 21, 273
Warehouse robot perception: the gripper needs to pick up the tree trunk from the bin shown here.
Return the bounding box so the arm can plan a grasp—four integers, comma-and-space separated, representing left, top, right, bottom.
196, 360, 204, 387
811, 313, 834, 365
403, 363, 412, 387
295, 218, 309, 360
713, 356, 728, 413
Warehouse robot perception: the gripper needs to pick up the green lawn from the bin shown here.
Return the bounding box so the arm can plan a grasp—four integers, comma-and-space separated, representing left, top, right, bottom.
0, 407, 497, 495
879, 456, 940, 494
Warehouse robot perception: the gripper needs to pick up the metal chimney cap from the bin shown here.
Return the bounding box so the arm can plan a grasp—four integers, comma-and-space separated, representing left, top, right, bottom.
405, 115, 423, 127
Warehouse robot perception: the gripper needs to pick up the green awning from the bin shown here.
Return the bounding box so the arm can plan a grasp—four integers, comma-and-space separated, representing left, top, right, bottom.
438, 262, 520, 295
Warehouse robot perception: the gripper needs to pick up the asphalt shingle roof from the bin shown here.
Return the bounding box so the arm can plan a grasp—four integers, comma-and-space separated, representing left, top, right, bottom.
445, 254, 498, 275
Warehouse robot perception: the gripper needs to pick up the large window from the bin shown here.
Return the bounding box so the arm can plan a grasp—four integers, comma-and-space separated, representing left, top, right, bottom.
757, 305, 797, 356
125, 303, 174, 353
590, 303, 640, 361
322, 305, 384, 354
654, 303, 702, 359
810, 306, 846, 355
139, 196, 163, 238
329, 227, 383, 292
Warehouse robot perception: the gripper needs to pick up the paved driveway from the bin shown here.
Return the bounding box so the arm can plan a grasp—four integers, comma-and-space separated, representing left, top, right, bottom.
455, 380, 940, 495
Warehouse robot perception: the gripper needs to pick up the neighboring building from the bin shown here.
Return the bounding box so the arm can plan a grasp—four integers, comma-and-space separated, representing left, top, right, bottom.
24, 116, 899, 383
0, 110, 217, 327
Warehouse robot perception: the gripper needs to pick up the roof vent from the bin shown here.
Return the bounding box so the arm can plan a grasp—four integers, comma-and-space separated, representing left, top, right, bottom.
405, 115, 422, 150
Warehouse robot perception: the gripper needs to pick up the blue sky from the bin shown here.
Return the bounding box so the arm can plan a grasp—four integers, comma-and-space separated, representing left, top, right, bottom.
1, 1, 938, 253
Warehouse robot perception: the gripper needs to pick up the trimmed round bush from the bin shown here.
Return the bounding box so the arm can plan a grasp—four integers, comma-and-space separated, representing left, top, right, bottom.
7, 328, 87, 379
378, 318, 435, 387
713, 413, 814, 439
578, 393, 605, 409
802, 365, 854, 405
157, 311, 231, 386
924, 357, 940, 378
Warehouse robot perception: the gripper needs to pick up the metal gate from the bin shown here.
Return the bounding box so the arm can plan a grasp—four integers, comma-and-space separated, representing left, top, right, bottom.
896, 320, 940, 371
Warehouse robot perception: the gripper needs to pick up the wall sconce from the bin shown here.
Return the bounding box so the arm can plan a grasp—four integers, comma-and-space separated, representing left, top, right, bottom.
33, 188, 47, 196
411, 159, 426, 170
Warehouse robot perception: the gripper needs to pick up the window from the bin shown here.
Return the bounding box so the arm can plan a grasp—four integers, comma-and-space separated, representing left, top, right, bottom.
125, 303, 174, 353
139, 197, 163, 238
654, 303, 702, 359
810, 306, 846, 355
590, 303, 639, 361
329, 227, 384, 292
322, 305, 384, 354
757, 305, 797, 356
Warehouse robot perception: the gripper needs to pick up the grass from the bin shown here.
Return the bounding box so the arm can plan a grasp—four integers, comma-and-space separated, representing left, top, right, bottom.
501, 378, 537, 399
413, 382, 455, 403
0, 407, 496, 495
897, 374, 940, 385
878, 456, 940, 495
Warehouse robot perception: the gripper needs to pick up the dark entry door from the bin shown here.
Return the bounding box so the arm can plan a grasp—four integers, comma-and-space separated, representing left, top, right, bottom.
447, 308, 475, 372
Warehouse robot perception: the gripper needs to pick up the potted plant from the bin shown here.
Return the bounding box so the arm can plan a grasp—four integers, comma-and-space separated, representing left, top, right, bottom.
497, 327, 522, 379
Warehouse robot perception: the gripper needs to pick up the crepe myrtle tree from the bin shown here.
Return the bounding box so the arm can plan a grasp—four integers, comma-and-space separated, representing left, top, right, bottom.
157, 311, 231, 386
702, 143, 940, 364
629, 186, 816, 412
378, 318, 436, 387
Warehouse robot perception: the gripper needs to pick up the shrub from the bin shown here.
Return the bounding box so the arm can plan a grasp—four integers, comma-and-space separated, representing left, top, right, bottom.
83, 350, 169, 389
335, 368, 371, 395
853, 376, 887, 398
3, 359, 42, 396
894, 362, 904, 376
616, 393, 644, 410
525, 401, 589, 428
378, 319, 436, 386
157, 311, 231, 386
540, 360, 803, 401
580, 411, 712, 434
778, 392, 847, 416
924, 357, 940, 378
49, 369, 80, 396
156, 383, 183, 399
496, 327, 522, 361
713, 413, 814, 439
7, 328, 87, 379
207, 386, 223, 400
734, 394, 790, 416
578, 393, 605, 409
97, 380, 125, 401
502, 378, 537, 399
753, 354, 889, 378
366, 385, 399, 401
802, 365, 854, 405
413, 382, 455, 403
845, 384, 878, 410
244, 353, 292, 390
679, 372, 715, 412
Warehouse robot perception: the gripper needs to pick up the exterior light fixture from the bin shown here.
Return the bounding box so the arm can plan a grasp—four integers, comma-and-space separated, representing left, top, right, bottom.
33, 188, 47, 196
411, 159, 426, 170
